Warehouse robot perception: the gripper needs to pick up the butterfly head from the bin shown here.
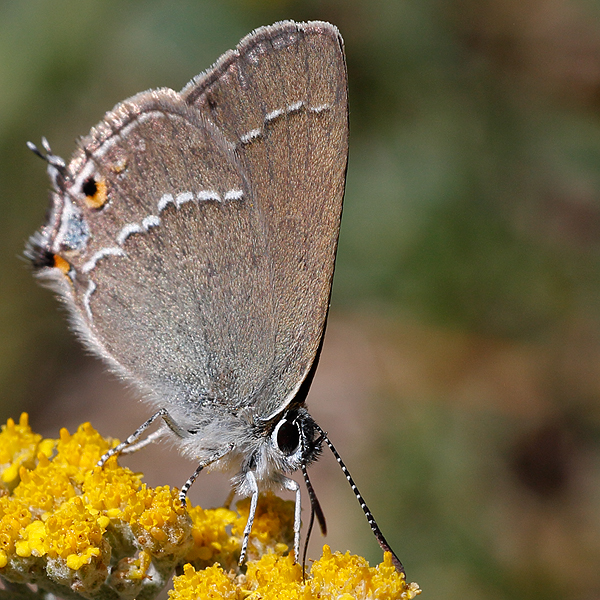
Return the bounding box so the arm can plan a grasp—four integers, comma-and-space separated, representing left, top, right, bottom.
228, 406, 322, 493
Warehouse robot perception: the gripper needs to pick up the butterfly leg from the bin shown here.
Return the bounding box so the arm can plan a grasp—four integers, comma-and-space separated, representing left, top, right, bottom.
239, 470, 259, 565
96, 407, 185, 467
120, 425, 169, 454
237, 473, 302, 565
178, 444, 233, 504
282, 476, 302, 563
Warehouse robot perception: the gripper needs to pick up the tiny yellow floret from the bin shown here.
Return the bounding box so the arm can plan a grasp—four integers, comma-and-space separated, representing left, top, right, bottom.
0, 413, 54, 490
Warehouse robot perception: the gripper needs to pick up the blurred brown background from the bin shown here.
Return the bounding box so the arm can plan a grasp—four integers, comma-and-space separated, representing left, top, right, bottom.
2, 0, 600, 598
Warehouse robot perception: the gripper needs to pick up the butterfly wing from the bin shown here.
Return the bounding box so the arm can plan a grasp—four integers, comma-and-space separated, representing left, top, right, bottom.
28, 21, 348, 425
183, 21, 349, 417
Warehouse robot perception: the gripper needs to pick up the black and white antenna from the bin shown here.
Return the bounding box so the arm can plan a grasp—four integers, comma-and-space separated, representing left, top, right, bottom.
313, 424, 405, 576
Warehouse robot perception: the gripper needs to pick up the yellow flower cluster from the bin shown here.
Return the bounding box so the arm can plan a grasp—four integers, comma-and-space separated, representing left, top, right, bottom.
0, 415, 193, 597
0, 415, 421, 600
170, 547, 421, 600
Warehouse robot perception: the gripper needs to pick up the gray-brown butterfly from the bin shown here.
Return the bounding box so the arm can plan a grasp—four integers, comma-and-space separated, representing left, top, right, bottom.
27, 20, 404, 574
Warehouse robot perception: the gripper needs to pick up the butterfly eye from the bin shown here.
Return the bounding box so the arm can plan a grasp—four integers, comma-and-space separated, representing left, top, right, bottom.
273, 418, 301, 456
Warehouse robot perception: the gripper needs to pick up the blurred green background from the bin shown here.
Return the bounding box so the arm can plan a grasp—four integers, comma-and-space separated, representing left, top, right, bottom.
2, 0, 600, 598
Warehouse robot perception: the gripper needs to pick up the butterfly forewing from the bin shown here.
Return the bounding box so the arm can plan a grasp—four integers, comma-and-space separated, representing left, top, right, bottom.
183, 21, 349, 416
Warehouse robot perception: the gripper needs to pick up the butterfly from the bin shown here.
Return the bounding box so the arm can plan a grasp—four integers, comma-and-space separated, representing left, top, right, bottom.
27, 20, 403, 573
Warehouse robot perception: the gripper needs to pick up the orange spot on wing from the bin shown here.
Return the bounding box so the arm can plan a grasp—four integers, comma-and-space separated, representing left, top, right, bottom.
84, 178, 108, 209
53, 255, 71, 275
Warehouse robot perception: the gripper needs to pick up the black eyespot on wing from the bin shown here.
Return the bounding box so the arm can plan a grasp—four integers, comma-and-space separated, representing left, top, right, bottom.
30, 248, 55, 269
81, 176, 108, 209
24, 233, 54, 270
82, 177, 98, 198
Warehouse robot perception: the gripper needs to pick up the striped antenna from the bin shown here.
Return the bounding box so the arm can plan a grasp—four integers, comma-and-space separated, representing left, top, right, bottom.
314, 424, 405, 576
